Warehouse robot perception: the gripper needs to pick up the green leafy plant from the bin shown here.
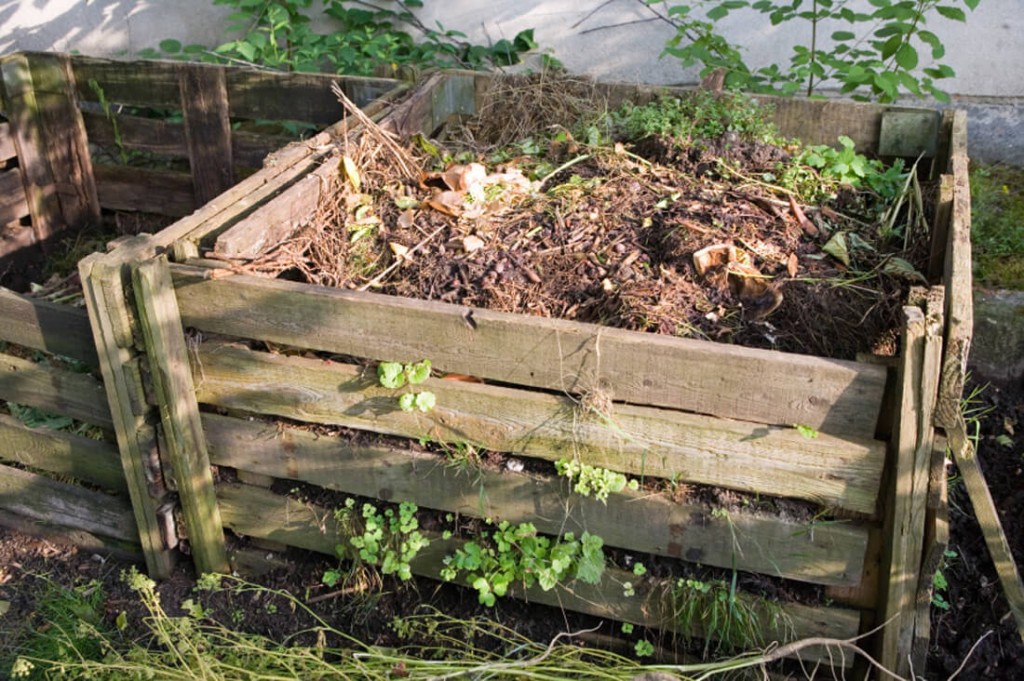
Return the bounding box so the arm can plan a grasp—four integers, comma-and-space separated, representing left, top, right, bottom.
377, 359, 436, 412
650, 0, 981, 102
440, 520, 606, 606
634, 639, 656, 658
613, 90, 780, 145
142, 0, 541, 76
555, 458, 639, 503
328, 498, 429, 583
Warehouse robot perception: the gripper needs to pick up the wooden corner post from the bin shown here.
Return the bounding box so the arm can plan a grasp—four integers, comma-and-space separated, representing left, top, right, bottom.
79, 247, 175, 578
133, 255, 228, 575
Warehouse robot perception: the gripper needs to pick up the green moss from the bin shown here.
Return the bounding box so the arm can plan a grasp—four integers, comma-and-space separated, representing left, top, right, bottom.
971, 163, 1024, 289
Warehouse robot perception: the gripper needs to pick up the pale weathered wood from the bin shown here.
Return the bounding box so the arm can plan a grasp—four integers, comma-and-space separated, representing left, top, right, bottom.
216, 481, 862, 660
0, 167, 30, 225
0, 288, 99, 367
179, 65, 234, 205
0, 351, 112, 428
927, 175, 954, 282
133, 255, 227, 574
212, 161, 331, 259
204, 412, 870, 586
193, 342, 886, 514
79, 251, 174, 577
949, 424, 1024, 642
935, 113, 973, 432
879, 306, 926, 676
93, 164, 196, 217
0, 121, 16, 161
0, 53, 100, 241
0, 462, 137, 542
171, 265, 887, 439
0, 413, 124, 492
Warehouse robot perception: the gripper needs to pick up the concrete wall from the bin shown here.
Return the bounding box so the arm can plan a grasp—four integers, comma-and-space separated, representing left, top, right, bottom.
2, 0, 1022, 163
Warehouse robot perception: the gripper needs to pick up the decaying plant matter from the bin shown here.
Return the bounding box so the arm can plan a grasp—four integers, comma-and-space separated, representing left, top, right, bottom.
247, 73, 933, 361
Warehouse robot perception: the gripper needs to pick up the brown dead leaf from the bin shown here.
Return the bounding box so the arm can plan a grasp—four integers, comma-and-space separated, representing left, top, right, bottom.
397, 209, 416, 230
425, 190, 464, 217
787, 252, 799, 277
461, 234, 485, 253
442, 163, 488, 192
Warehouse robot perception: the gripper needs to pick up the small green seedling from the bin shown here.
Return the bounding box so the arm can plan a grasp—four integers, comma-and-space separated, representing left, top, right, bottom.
378, 360, 436, 412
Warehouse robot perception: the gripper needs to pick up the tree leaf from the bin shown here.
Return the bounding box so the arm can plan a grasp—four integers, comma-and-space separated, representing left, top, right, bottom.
160, 39, 183, 54
895, 43, 918, 70
822, 231, 850, 266
936, 5, 966, 21
881, 256, 927, 283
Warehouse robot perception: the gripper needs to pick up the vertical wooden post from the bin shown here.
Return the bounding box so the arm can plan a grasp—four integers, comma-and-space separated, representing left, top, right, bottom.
132, 255, 228, 575
179, 64, 234, 206
79, 247, 175, 578
0, 52, 100, 245
878, 305, 926, 677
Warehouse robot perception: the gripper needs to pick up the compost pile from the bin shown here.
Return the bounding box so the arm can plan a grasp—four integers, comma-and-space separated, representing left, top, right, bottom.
246, 74, 933, 361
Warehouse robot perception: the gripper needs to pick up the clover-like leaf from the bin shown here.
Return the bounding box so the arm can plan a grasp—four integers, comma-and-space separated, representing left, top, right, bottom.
414, 391, 437, 412
398, 393, 417, 412
406, 359, 432, 384
378, 361, 406, 389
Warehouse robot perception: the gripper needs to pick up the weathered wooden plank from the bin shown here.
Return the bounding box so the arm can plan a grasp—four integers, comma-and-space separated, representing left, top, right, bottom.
927, 175, 954, 282
133, 255, 227, 574
0, 350, 112, 428
73, 56, 184, 109
935, 112, 973, 432
0, 507, 142, 562
0, 52, 100, 241
225, 70, 397, 125
79, 251, 174, 578
0, 167, 29, 224
82, 109, 187, 159
878, 306, 926, 676
93, 163, 196, 216
212, 160, 330, 259
911, 435, 951, 669
217, 481, 862, 659
232, 130, 293, 169
204, 413, 870, 586
0, 462, 137, 542
194, 342, 886, 514
171, 265, 887, 439
179, 65, 234, 205
0, 413, 124, 492
949, 425, 1024, 643
0, 288, 99, 368
0, 121, 16, 161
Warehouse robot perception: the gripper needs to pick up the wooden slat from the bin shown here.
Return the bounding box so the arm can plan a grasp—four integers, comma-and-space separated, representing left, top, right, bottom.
935, 112, 973, 432
179, 65, 234, 205
93, 163, 196, 216
204, 413, 870, 586
0, 413, 124, 492
171, 265, 887, 439
0, 167, 29, 224
0, 350, 112, 428
72, 56, 184, 109
79, 251, 174, 578
133, 256, 227, 574
82, 109, 188, 158
0, 288, 99, 367
0, 507, 142, 562
912, 435, 951, 668
225, 70, 396, 125
231, 130, 293, 169
0, 53, 100, 241
212, 160, 329, 259
194, 342, 886, 514
0, 122, 16, 161
217, 481, 862, 659
0, 462, 137, 542
878, 306, 927, 676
